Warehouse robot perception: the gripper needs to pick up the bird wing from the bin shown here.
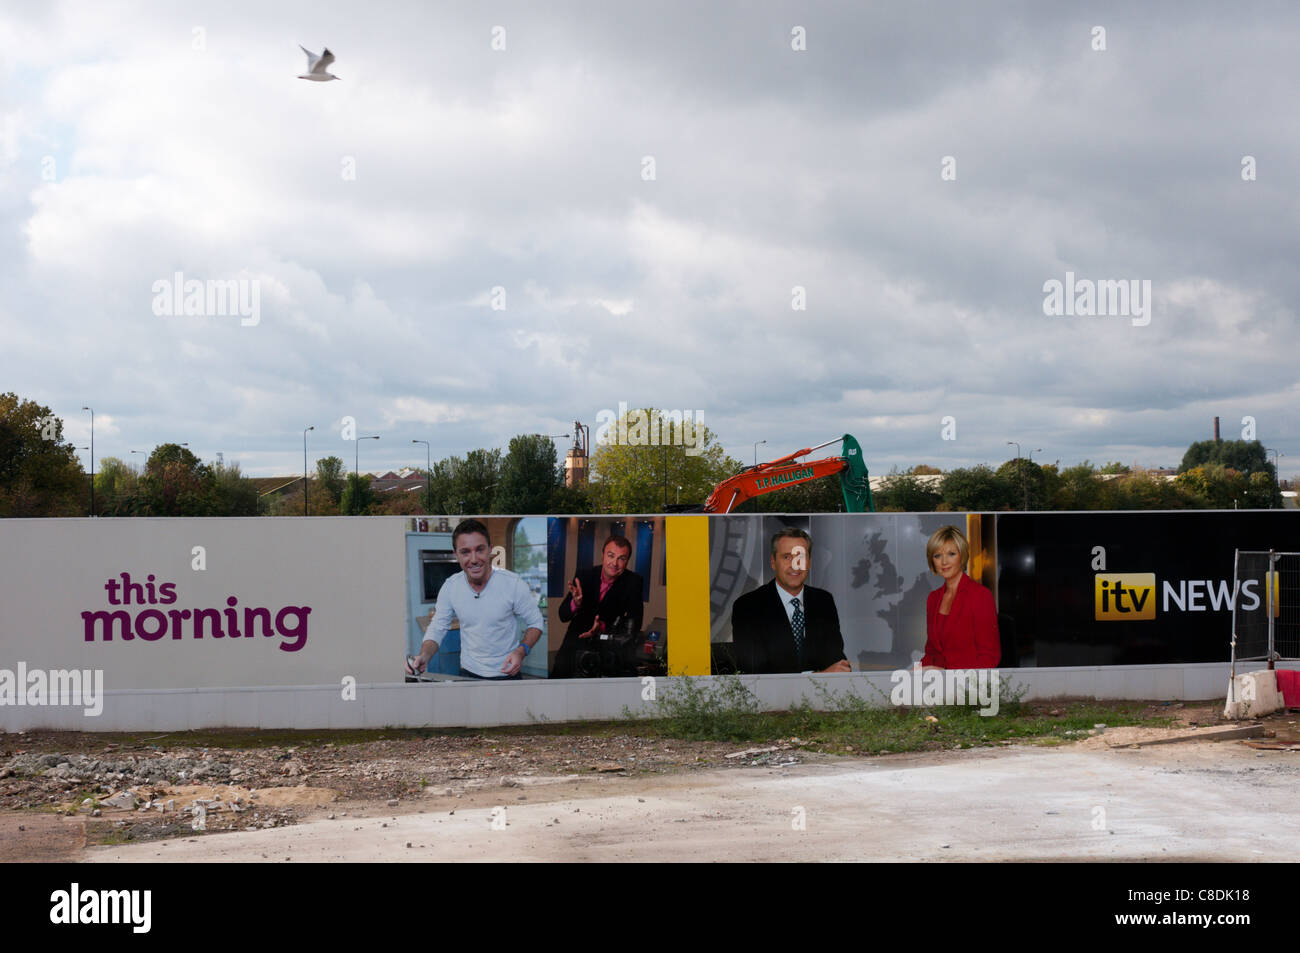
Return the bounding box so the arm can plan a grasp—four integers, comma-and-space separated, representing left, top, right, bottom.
300, 45, 321, 69
317, 48, 335, 70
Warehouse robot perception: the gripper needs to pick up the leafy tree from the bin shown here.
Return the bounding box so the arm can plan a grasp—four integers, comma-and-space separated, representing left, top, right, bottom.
589, 407, 739, 512
909, 464, 943, 475
1245, 471, 1280, 509
548, 483, 592, 514
940, 465, 1017, 511
212, 461, 260, 516
95, 457, 142, 515
1115, 470, 1199, 510
444, 448, 501, 514
1098, 461, 1132, 475
0, 394, 87, 517
996, 458, 1048, 510
315, 456, 346, 506
874, 471, 941, 512
1174, 464, 1277, 509
495, 435, 558, 514
138, 444, 214, 516
1052, 462, 1103, 510
341, 472, 375, 515
1179, 439, 1273, 479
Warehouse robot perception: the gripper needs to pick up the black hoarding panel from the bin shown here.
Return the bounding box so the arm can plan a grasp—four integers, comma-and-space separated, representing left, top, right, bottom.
996, 511, 1299, 667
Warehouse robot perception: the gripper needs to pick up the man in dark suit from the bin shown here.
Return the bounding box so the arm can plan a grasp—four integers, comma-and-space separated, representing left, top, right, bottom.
551, 535, 644, 678
727, 528, 849, 674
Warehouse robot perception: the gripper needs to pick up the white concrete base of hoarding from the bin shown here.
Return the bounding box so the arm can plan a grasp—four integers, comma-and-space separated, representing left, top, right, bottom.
4, 661, 1299, 731
1223, 669, 1285, 720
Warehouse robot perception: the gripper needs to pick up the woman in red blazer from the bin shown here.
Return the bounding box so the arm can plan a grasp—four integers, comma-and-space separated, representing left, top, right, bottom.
922, 525, 1000, 669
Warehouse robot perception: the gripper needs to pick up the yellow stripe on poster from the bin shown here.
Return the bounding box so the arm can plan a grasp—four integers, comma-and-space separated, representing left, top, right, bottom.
666, 516, 711, 676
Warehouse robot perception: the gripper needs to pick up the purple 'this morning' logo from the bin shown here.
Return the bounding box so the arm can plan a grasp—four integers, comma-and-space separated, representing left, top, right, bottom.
80, 572, 311, 652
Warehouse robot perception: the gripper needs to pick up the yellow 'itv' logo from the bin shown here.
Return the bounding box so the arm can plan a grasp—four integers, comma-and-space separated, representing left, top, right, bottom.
1095, 573, 1156, 620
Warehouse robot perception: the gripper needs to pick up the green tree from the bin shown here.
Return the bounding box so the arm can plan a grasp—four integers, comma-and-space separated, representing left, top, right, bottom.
442, 448, 501, 514
1179, 439, 1273, 479
548, 483, 592, 513
0, 394, 87, 517
138, 444, 214, 516
1244, 471, 1280, 509
341, 472, 375, 515
315, 456, 346, 506
996, 458, 1048, 510
1114, 470, 1197, 510
495, 435, 558, 514
94, 457, 142, 515
589, 407, 739, 512
940, 465, 1017, 512
212, 461, 260, 516
1052, 462, 1103, 510
874, 471, 941, 512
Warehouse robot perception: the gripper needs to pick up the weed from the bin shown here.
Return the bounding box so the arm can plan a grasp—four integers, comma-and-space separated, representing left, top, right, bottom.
644, 675, 776, 742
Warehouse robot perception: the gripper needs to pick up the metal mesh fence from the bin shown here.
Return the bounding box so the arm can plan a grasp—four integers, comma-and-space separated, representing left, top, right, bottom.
1231, 550, 1300, 672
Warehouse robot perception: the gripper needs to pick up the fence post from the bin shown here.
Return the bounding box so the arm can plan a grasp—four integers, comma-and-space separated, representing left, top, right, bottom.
1268, 549, 1277, 670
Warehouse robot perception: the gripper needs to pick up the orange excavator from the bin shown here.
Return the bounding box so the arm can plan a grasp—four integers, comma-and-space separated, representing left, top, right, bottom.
700, 434, 874, 513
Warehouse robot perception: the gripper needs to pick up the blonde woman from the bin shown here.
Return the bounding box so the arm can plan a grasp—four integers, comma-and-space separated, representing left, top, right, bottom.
923, 525, 1000, 669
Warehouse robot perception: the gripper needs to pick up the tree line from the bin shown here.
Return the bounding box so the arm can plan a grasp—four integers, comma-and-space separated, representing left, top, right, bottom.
0, 393, 1285, 516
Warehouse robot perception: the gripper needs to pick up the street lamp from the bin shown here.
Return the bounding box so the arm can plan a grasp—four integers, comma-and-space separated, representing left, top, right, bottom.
1006, 441, 1023, 510
82, 406, 94, 517
303, 426, 314, 516
412, 439, 431, 512
677, 485, 682, 505
754, 439, 766, 468
354, 435, 379, 515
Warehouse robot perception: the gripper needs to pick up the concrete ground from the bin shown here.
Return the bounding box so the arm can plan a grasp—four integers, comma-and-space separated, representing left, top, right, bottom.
83, 738, 1300, 862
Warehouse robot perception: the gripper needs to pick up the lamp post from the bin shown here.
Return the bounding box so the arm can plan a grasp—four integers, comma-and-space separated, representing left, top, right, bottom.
412, 439, 431, 512
752, 440, 767, 513
1006, 441, 1022, 510
303, 426, 314, 516
82, 406, 94, 517
354, 435, 379, 515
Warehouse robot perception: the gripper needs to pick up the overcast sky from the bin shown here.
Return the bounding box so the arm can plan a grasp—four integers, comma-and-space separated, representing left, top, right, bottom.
3, 1, 1297, 479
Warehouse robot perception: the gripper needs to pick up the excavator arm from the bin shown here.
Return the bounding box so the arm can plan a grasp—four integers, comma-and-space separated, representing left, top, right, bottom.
701, 434, 874, 513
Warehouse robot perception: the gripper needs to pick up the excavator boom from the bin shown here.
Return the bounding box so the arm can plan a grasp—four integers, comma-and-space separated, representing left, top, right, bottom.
701, 434, 874, 513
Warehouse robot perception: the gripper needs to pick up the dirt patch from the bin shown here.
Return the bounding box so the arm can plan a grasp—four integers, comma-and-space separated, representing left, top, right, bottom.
0, 813, 85, 862
0, 730, 735, 848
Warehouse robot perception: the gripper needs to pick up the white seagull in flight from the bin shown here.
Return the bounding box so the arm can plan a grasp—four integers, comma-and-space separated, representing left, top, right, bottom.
298, 46, 340, 82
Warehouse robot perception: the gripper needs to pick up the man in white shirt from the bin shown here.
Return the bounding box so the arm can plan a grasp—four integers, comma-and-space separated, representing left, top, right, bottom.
407, 519, 544, 679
